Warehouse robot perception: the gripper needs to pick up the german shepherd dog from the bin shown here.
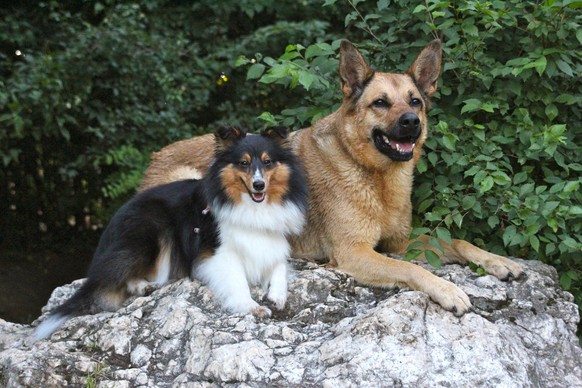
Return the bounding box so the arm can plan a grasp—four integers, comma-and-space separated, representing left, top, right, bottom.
140, 40, 523, 316
34, 126, 308, 340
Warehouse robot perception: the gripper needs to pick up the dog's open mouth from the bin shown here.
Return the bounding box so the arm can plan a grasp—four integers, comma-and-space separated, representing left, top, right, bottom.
251, 192, 265, 203
373, 129, 417, 161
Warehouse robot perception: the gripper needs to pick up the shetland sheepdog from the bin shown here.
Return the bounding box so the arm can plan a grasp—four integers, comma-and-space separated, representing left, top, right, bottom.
34, 126, 308, 340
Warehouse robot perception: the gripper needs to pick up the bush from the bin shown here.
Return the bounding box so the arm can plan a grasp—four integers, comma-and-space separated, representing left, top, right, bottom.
0, 0, 343, 245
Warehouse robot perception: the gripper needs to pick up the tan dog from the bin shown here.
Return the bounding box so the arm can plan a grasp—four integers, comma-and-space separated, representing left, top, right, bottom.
140, 40, 523, 315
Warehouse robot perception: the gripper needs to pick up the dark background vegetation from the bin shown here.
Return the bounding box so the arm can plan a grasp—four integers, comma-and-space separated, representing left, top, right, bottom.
1, 0, 580, 337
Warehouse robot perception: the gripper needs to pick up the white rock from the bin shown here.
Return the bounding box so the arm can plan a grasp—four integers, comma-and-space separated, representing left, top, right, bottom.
0, 258, 579, 387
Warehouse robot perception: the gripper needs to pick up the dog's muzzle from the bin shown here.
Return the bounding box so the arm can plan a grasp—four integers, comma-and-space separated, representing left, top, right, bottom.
373, 113, 421, 162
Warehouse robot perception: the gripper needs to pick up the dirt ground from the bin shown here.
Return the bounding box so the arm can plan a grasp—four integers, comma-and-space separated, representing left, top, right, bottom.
0, 244, 93, 324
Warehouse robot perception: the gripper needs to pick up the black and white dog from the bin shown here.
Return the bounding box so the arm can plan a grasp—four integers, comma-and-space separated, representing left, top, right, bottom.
34, 126, 308, 339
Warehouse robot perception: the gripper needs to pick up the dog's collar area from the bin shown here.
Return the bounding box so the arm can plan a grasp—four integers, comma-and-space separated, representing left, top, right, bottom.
372, 129, 416, 162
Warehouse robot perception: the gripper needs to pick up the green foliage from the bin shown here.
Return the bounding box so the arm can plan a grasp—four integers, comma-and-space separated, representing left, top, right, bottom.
0, 0, 342, 244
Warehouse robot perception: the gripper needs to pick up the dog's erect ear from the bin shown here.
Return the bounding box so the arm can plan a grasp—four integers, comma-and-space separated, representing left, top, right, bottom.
214, 126, 247, 151
261, 126, 289, 145
339, 40, 375, 99
407, 39, 442, 98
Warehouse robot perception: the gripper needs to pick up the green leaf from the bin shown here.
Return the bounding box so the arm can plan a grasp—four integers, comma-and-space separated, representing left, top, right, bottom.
513, 172, 528, 184
247, 64, 266, 80
560, 273, 572, 290
503, 225, 517, 247
442, 134, 456, 151
462, 196, 476, 210
429, 237, 445, 254
530, 235, 540, 252
297, 70, 315, 90
545, 104, 558, 121
461, 98, 481, 114
234, 56, 250, 67
556, 60, 573, 76
425, 250, 442, 268
487, 215, 499, 228
404, 249, 423, 262
523, 56, 547, 76
436, 227, 452, 245
417, 158, 428, 173
479, 176, 494, 193
257, 111, 278, 126
464, 165, 481, 177
407, 240, 425, 250
564, 181, 580, 193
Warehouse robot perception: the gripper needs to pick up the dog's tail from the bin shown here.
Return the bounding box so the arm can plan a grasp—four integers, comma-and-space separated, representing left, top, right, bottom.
32, 280, 99, 341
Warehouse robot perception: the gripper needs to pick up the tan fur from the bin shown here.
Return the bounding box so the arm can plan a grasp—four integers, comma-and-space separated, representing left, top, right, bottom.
220, 165, 247, 205
140, 40, 523, 315
139, 134, 215, 190
264, 163, 290, 205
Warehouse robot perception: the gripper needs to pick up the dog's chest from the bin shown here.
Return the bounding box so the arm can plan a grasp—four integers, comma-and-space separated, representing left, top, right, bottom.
220, 224, 290, 284
341, 166, 414, 239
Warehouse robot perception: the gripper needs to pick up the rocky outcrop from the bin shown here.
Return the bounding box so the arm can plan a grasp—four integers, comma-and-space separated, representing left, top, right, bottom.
1, 258, 581, 387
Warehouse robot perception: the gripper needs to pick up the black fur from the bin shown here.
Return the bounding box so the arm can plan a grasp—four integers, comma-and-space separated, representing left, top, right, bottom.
53, 179, 218, 318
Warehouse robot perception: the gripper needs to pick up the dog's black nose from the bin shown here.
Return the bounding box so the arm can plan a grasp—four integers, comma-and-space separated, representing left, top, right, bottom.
253, 180, 265, 191
399, 113, 420, 130
398, 113, 421, 138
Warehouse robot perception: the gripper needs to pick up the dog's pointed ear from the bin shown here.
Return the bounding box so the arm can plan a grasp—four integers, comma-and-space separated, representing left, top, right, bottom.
261, 126, 289, 145
408, 39, 442, 98
214, 126, 247, 151
339, 40, 375, 99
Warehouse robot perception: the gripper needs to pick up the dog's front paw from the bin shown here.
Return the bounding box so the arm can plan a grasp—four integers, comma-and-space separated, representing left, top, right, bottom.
429, 279, 472, 317
482, 256, 524, 281
250, 306, 272, 319
267, 290, 287, 310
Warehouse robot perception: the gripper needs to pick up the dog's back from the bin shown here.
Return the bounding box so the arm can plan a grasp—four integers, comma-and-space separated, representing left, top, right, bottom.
34, 179, 218, 340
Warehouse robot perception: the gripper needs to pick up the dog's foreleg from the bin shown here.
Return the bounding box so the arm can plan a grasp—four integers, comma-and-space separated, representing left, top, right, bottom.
195, 250, 271, 318
334, 243, 472, 316
412, 235, 524, 280
266, 261, 288, 310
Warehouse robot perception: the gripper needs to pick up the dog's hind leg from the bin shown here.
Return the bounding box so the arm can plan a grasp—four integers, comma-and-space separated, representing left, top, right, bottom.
334, 243, 472, 316
412, 235, 524, 280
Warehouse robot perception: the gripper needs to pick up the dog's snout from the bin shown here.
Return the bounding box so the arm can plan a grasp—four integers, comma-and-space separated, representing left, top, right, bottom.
253, 180, 265, 191
398, 113, 421, 137
399, 113, 420, 130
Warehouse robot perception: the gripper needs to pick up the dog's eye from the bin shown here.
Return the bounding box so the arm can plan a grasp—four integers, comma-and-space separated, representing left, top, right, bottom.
372, 99, 389, 108
263, 159, 272, 167
411, 98, 422, 107
239, 160, 249, 167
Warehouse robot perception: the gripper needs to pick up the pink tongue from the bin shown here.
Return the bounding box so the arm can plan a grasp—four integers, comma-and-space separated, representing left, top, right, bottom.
390, 141, 414, 153
252, 193, 265, 201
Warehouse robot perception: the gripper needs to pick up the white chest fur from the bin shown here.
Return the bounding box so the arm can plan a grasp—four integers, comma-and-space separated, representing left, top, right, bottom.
194, 196, 305, 315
